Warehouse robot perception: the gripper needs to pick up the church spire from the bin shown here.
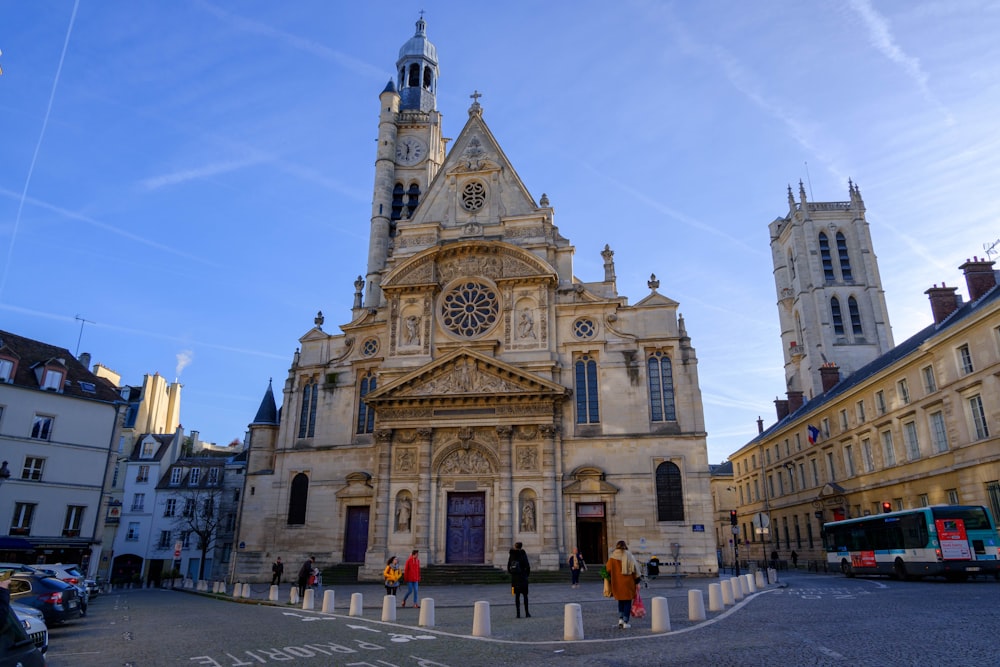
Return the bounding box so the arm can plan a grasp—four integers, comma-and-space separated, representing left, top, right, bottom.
396, 15, 438, 112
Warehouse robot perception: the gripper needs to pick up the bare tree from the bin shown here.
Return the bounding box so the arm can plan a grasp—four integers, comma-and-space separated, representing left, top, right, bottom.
170, 486, 224, 580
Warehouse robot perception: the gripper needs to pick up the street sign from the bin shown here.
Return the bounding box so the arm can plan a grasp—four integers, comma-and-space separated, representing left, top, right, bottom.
174, 541, 182, 558
752, 512, 771, 535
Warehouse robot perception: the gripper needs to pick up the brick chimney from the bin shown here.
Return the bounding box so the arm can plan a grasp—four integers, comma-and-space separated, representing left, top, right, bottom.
959, 256, 997, 301
820, 363, 840, 393
78, 352, 91, 370
787, 390, 805, 413
774, 397, 789, 421
925, 283, 961, 324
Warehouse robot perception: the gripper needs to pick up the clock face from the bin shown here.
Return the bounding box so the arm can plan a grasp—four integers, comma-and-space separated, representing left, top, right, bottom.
395, 136, 426, 166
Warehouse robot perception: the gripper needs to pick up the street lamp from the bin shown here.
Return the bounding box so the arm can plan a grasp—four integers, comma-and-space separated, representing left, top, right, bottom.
0, 460, 10, 485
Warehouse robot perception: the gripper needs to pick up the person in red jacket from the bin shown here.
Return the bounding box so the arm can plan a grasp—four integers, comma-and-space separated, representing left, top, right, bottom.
401, 549, 421, 608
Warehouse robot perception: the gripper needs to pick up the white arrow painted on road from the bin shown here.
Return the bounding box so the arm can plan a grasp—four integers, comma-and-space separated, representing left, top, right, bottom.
346, 624, 382, 633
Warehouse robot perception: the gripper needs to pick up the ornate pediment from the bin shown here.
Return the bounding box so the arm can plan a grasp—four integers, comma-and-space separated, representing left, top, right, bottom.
383, 241, 557, 290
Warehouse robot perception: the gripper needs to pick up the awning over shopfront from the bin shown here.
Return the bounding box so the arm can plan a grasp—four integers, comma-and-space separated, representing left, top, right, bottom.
0, 536, 35, 550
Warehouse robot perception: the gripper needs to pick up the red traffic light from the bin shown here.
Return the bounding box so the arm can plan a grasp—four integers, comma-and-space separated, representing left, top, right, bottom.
881, 502, 892, 514
730, 510, 738, 525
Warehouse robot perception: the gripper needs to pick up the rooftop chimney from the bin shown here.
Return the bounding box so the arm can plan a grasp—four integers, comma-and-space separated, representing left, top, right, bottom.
775, 397, 789, 421
787, 390, 805, 413
757, 416, 764, 434
820, 362, 841, 393
959, 256, 997, 302
78, 352, 91, 370
925, 283, 961, 324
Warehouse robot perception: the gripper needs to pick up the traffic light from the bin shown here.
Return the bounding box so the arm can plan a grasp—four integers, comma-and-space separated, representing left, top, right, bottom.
730, 510, 738, 525
881, 501, 892, 514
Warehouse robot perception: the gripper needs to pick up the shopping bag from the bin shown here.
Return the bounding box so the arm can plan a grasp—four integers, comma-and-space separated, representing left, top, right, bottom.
602, 578, 612, 598
631, 590, 646, 618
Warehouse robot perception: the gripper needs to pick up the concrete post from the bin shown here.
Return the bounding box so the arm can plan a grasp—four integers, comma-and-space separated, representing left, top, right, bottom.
322, 590, 335, 613
418, 597, 435, 627
382, 594, 397, 622
349, 592, 364, 616
302, 589, 315, 611
650, 596, 671, 632
730, 576, 744, 601
768, 568, 777, 584
241, 583, 252, 598
745, 573, 757, 593
472, 600, 491, 637
563, 603, 584, 641
720, 578, 734, 606
290, 588, 299, 605
688, 589, 706, 621
269, 585, 279, 602
755, 570, 766, 589
708, 583, 723, 612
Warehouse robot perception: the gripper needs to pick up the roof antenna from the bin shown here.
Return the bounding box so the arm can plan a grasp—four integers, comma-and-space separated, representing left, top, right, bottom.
74, 314, 95, 356
804, 161, 814, 200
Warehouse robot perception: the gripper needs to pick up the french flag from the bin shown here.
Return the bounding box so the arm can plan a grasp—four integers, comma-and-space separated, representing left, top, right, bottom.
807, 425, 820, 444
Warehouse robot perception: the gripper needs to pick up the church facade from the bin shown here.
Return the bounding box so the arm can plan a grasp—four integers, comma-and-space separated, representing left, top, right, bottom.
234, 19, 715, 581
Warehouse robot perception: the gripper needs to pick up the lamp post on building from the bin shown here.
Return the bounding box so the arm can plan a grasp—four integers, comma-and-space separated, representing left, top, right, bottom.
0, 460, 10, 485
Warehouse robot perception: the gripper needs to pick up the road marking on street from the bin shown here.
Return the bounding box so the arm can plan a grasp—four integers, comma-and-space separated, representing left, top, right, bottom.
817, 645, 844, 659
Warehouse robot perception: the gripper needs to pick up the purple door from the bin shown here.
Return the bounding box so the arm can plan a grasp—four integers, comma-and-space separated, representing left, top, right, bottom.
446, 492, 486, 563
343, 506, 370, 563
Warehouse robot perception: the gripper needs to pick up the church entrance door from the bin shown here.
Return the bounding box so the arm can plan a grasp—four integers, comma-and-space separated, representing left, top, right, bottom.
575, 503, 607, 567
343, 506, 370, 563
445, 492, 486, 564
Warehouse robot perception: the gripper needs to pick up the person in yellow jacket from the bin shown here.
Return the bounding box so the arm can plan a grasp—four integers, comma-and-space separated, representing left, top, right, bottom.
383, 556, 403, 596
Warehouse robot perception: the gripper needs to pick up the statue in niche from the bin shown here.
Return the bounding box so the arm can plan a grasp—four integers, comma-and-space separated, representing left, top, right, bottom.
404, 315, 421, 345
520, 499, 536, 532
395, 495, 412, 533
518, 309, 536, 339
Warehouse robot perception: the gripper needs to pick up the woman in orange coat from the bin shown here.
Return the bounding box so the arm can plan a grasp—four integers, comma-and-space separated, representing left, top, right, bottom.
606, 540, 640, 629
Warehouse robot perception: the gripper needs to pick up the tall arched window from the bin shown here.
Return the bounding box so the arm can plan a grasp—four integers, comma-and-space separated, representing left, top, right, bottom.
647, 351, 676, 422
406, 183, 420, 218
787, 249, 795, 280
298, 379, 317, 438
574, 354, 600, 424
407, 63, 419, 87
819, 232, 834, 282
836, 232, 853, 281
356, 371, 377, 434
848, 297, 863, 335
287, 473, 308, 525
795, 311, 804, 348
655, 461, 684, 521
831, 297, 844, 335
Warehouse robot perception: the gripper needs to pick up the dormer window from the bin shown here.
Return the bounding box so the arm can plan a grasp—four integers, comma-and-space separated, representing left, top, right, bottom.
189, 468, 201, 486
207, 467, 220, 486
0, 357, 15, 383
170, 467, 183, 485
41, 368, 64, 391
140, 440, 155, 458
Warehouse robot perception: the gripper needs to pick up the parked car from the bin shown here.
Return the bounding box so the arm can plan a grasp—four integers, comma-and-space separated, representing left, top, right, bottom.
1, 600, 46, 667
9, 572, 80, 625
31, 564, 88, 616
12, 602, 48, 654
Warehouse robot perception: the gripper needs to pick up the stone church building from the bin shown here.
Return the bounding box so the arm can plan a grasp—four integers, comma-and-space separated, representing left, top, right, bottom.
234, 18, 716, 581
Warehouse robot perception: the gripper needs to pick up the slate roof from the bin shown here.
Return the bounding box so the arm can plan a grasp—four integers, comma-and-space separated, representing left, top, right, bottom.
0, 329, 121, 402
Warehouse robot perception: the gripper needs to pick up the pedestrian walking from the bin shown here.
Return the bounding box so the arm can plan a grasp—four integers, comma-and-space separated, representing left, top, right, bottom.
790, 550, 799, 569
568, 547, 586, 588
296, 556, 315, 597
383, 556, 402, 596
606, 540, 640, 629
507, 541, 531, 618
271, 557, 284, 586
401, 549, 421, 608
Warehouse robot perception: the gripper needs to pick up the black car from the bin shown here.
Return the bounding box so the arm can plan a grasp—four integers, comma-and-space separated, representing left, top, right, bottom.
9, 572, 80, 625
1, 603, 46, 667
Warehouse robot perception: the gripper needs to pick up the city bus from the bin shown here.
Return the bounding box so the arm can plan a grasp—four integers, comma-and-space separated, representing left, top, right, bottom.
823, 505, 1000, 580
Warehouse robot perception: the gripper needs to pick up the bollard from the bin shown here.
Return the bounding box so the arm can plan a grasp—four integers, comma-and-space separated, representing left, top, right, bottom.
650, 596, 671, 632
242, 582, 252, 599
349, 592, 364, 616
688, 589, 706, 621
731, 576, 744, 601
269, 584, 279, 602
418, 597, 435, 627
290, 588, 299, 605
755, 570, 766, 589
745, 573, 757, 594
563, 603, 584, 641
708, 583, 723, 612
322, 589, 335, 613
302, 589, 315, 611
382, 594, 397, 622
720, 578, 734, 606
219, 582, 227, 596
472, 600, 491, 637
768, 568, 777, 584
196, 580, 205, 591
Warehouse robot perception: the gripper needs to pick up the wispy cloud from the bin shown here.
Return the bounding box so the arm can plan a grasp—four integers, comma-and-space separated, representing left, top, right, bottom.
140, 157, 267, 191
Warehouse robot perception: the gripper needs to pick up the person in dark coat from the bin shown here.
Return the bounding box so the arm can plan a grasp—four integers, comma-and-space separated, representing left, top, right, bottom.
507, 542, 531, 618
297, 556, 315, 597
271, 557, 284, 586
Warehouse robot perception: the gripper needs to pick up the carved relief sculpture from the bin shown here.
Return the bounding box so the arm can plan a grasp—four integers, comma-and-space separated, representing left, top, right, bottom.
516, 446, 537, 471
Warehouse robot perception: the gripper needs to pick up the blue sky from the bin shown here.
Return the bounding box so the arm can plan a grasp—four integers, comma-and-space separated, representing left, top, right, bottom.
1, 1, 998, 462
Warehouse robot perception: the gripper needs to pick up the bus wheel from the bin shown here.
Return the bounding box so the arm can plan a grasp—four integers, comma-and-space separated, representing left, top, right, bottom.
840, 559, 854, 577
893, 559, 908, 580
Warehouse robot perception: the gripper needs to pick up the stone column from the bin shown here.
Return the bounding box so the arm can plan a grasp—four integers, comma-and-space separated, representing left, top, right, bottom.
370, 429, 394, 559
540, 424, 560, 567
416, 428, 433, 553
496, 425, 514, 554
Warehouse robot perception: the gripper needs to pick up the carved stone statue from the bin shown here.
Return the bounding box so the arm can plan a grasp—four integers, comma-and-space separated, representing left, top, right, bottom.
518, 309, 536, 339
404, 315, 420, 345
395, 495, 412, 533
520, 499, 536, 532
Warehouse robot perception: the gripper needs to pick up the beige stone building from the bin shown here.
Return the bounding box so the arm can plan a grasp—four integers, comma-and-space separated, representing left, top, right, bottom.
730, 185, 1000, 565
234, 19, 716, 581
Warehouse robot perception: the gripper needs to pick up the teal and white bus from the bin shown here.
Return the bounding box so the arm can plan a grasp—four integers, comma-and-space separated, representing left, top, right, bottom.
823, 505, 1000, 580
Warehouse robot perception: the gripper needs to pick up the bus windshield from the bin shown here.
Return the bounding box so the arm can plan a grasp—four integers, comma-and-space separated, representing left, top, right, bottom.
931, 507, 993, 531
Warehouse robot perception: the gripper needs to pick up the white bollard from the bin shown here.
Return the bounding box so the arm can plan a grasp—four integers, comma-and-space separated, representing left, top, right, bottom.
745, 573, 757, 593
730, 576, 744, 601
269, 584, 279, 602
242, 582, 252, 599
563, 603, 584, 641
472, 600, 491, 637
349, 592, 364, 616
382, 594, 397, 622
688, 589, 706, 621
755, 570, 766, 589
650, 596, 671, 632
720, 578, 734, 606
196, 580, 206, 591
418, 597, 435, 627
290, 588, 299, 605
768, 568, 777, 584
322, 589, 335, 612
302, 589, 315, 611
219, 582, 228, 595
708, 583, 723, 612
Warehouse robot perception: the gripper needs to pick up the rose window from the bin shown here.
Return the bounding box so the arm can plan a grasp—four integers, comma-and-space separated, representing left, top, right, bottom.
573, 318, 596, 339
461, 181, 487, 212
362, 338, 379, 356
441, 280, 499, 337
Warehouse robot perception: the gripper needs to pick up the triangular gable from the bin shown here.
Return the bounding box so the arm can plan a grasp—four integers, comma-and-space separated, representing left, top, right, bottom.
366, 347, 568, 404
634, 291, 680, 308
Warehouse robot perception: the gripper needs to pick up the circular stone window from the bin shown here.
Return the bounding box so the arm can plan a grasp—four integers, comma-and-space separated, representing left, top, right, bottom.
461, 180, 487, 212
573, 318, 596, 339
440, 280, 499, 338
362, 338, 379, 357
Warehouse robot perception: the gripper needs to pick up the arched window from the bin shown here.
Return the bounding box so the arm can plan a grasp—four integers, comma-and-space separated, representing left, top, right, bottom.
406, 183, 420, 218
407, 63, 419, 87
787, 249, 795, 280
647, 351, 676, 422
422, 66, 432, 90
795, 311, 804, 349
655, 461, 684, 521
574, 354, 600, 424
848, 297, 863, 335
819, 232, 834, 281
356, 371, 376, 434
836, 233, 853, 281
287, 472, 308, 525
831, 297, 844, 335
298, 379, 317, 438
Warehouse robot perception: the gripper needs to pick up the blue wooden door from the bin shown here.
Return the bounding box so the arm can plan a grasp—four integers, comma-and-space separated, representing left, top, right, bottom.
343, 506, 370, 563
446, 492, 485, 563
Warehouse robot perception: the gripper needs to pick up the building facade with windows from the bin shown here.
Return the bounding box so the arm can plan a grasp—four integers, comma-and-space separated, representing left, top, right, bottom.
0, 329, 123, 570
730, 247, 1000, 565
235, 19, 715, 581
